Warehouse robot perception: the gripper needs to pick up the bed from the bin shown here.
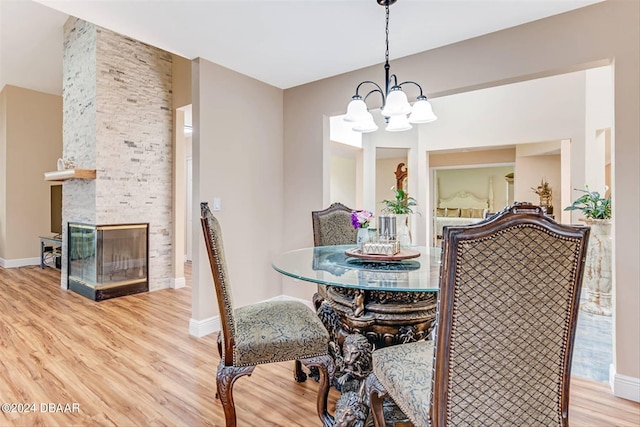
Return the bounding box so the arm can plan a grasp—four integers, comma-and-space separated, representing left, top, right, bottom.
434, 191, 490, 237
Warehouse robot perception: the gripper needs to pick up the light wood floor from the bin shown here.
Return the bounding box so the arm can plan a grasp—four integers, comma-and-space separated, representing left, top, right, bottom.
0, 264, 638, 427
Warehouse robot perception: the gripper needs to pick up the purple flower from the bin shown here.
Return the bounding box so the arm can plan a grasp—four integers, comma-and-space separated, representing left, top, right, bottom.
351, 210, 374, 229
350, 212, 360, 229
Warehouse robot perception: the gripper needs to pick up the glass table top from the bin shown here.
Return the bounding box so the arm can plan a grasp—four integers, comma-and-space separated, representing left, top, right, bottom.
272, 245, 441, 292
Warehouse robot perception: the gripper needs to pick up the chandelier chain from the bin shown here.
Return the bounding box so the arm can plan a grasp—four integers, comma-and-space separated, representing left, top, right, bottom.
385, 4, 390, 65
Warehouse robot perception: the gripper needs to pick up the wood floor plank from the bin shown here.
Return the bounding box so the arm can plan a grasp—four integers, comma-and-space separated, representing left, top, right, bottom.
0, 264, 637, 426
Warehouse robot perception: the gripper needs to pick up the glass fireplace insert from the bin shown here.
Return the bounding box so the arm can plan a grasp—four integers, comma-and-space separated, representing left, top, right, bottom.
67, 222, 149, 301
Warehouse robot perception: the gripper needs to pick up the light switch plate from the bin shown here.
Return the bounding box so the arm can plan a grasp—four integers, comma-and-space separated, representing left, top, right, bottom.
213, 197, 221, 211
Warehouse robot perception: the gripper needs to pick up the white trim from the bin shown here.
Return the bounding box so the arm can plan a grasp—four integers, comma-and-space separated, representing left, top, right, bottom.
0, 257, 41, 268
189, 315, 220, 338
610, 364, 640, 402
431, 161, 516, 171
188, 294, 315, 338
171, 277, 186, 289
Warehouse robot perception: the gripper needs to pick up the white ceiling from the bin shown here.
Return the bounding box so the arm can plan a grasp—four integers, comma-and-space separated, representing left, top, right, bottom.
1, 0, 602, 95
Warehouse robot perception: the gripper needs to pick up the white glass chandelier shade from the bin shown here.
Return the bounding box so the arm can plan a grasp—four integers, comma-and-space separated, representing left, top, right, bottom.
345, 96, 379, 132
385, 114, 412, 132
380, 88, 411, 117
351, 113, 379, 133
344, 97, 370, 123
408, 97, 437, 124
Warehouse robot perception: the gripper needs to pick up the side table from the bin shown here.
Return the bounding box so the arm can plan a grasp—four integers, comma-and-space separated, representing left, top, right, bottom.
39, 236, 62, 270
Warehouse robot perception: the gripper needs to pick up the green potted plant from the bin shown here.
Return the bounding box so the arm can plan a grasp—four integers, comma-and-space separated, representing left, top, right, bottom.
381, 187, 417, 215
564, 186, 612, 316
564, 186, 611, 220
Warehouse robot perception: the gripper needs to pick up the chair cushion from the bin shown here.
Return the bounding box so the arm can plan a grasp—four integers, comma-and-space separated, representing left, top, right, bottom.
233, 300, 329, 366
372, 340, 435, 426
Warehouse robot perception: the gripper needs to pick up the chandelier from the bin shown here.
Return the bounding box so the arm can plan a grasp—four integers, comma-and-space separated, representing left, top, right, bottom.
343, 0, 437, 133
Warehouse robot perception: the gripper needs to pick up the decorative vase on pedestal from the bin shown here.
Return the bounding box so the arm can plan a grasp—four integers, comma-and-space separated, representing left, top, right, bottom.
539, 195, 553, 215
580, 219, 612, 316
396, 214, 411, 247
357, 228, 370, 248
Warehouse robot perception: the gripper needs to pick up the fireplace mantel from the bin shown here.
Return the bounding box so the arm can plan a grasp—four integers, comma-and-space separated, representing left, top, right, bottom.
44, 169, 96, 181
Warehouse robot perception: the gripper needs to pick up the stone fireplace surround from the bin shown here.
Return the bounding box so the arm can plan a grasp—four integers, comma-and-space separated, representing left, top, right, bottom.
60, 17, 173, 296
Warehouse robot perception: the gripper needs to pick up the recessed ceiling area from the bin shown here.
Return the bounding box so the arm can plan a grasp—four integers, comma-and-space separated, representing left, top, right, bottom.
1, 0, 603, 95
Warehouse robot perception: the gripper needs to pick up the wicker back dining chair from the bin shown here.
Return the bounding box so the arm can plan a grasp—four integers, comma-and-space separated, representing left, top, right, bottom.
366, 203, 590, 427
200, 202, 335, 427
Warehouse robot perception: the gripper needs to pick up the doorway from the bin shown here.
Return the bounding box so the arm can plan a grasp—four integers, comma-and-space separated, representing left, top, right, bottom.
186, 156, 192, 261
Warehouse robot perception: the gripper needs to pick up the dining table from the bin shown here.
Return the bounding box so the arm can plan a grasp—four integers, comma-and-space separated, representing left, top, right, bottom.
272, 244, 441, 292
272, 244, 442, 425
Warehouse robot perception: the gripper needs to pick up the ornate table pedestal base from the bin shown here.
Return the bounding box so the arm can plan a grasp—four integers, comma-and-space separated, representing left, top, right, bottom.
313, 286, 437, 426
320, 286, 437, 347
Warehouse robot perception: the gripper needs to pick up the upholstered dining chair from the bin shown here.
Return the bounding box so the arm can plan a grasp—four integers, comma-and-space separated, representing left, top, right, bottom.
200, 202, 335, 427
366, 203, 590, 427
310, 202, 358, 305
293, 202, 358, 382
311, 202, 358, 247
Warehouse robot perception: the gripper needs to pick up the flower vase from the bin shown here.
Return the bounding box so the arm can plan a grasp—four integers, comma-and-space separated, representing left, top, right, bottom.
396, 214, 411, 247
357, 228, 370, 248
580, 219, 612, 316
378, 215, 397, 241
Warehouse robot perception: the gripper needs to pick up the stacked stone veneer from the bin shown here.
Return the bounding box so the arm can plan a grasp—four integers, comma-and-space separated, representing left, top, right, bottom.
62, 17, 173, 291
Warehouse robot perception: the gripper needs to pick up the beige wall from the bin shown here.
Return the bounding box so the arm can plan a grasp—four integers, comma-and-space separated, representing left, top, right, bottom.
330, 154, 356, 209
0, 85, 62, 263
192, 58, 284, 322
514, 154, 562, 215
375, 157, 407, 217
0, 88, 6, 259
430, 148, 516, 168
283, 0, 639, 391
172, 54, 192, 109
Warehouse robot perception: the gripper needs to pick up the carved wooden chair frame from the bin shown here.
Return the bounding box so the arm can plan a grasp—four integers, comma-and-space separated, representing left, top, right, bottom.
200, 202, 335, 427
368, 203, 590, 426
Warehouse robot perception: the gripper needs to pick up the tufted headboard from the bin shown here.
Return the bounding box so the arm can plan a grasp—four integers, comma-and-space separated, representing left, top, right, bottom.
438, 191, 489, 210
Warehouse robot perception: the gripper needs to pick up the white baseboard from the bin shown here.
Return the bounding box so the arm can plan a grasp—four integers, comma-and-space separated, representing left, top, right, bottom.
609, 364, 640, 402
0, 257, 41, 268
171, 277, 186, 289
188, 294, 314, 338
189, 315, 220, 338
